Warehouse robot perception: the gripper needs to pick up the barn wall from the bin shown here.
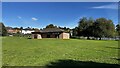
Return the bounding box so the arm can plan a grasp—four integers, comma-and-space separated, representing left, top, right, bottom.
32, 32, 69, 39
37, 34, 42, 39
59, 33, 70, 39
63, 33, 70, 39
32, 34, 35, 39
50, 34, 56, 38
41, 34, 47, 38
41, 33, 58, 38
59, 33, 63, 39
32, 34, 42, 39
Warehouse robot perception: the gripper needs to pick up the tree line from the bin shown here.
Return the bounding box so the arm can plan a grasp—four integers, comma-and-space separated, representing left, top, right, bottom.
0, 17, 120, 39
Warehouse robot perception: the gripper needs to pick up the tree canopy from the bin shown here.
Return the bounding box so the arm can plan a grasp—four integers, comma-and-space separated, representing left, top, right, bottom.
46, 24, 57, 28
0, 23, 7, 36
73, 17, 115, 39
116, 24, 120, 36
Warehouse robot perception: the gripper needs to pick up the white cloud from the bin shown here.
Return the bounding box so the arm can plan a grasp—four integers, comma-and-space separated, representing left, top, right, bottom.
32, 17, 38, 21
17, 16, 22, 19
92, 3, 118, 9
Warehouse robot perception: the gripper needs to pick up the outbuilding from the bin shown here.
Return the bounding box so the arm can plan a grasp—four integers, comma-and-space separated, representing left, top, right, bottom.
32, 28, 70, 39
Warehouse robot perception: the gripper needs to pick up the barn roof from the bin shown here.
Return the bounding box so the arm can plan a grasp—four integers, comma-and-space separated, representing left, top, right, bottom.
32, 28, 64, 34
41, 28, 64, 33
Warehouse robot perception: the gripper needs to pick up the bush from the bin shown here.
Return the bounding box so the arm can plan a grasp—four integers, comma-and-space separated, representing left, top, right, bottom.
71, 36, 80, 39
79, 36, 87, 40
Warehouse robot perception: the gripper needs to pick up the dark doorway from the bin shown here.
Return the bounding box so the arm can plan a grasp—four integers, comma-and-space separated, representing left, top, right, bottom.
47, 35, 50, 38
34, 34, 37, 39
55, 34, 59, 38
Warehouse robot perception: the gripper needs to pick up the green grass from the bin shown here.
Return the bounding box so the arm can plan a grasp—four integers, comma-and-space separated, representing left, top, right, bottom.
2, 37, 119, 66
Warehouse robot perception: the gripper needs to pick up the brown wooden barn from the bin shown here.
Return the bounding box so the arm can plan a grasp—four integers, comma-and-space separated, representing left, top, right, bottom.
32, 28, 70, 39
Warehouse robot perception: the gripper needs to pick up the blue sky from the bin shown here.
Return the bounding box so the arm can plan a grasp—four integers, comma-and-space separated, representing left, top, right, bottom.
2, 2, 118, 29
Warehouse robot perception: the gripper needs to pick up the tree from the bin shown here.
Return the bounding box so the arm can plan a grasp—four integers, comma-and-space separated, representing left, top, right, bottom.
14, 27, 20, 30
78, 17, 88, 30
72, 27, 78, 36
77, 17, 94, 38
26, 27, 31, 29
77, 17, 88, 36
46, 24, 57, 28
93, 18, 115, 39
58, 26, 70, 33
82, 17, 94, 38
116, 24, 120, 36
20, 26, 23, 29
0, 23, 7, 36
76, 17, 115, 39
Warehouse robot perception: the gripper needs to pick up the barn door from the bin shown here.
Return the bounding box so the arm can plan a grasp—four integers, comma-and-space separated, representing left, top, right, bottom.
34, 34, 37, 39
47, 35, 50, 38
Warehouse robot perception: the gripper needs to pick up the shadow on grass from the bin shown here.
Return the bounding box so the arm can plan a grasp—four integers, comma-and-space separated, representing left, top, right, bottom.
2, 59, 120, 68
45, 59, 120, 68
111, 58, 120, 65
105, 47, 120, 50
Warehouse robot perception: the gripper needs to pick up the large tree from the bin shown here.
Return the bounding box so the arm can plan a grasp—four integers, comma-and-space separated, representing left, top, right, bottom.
77, 17, 94, 38
77, 17, 88, 36
76, 17, 115, 39
94, 18, 115, 38
82, 17, 94, 38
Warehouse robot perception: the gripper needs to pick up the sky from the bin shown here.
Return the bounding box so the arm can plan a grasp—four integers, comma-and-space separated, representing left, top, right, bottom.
2, 2, 118, 29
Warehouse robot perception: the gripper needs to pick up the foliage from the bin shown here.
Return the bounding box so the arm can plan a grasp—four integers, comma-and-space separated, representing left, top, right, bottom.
74, 17, 115, 39
94, 18, 115, 38
72, 27, 78, 36
0, 23, 7, 36
20, 27, 23, 30
46, 24, 57, 28
58, 26, 71, 33
116, 24, 120, 36
77, 17, 94, 37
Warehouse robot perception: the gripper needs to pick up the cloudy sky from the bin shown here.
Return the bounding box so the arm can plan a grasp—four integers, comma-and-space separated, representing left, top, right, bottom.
2, 2, 118, 28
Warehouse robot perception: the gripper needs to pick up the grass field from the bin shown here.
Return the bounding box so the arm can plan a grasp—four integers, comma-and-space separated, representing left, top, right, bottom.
2, 37, 119, 67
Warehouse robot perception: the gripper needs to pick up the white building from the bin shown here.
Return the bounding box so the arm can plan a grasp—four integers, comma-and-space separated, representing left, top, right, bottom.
21, 29, 35, 34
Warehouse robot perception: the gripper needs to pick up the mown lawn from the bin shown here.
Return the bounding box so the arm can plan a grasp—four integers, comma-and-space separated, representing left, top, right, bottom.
2, 37, 119, 66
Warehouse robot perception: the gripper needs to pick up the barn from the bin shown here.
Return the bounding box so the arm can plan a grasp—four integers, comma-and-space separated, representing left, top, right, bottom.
32, 28, 70, 39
